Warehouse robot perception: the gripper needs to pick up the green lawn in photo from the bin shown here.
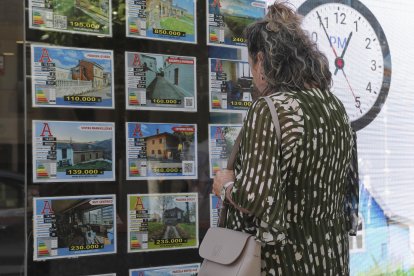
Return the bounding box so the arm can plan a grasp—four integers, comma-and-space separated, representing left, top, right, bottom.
160, 16, 195, 34
54, 0, 107, 17
147, 222, 197, 249
52, 0, 74, 15
359, 268, 414, 276
176, 223, 196, 239
52, 0, 109, 33
358, 258, 414, 276
57, 160, 112, 172
148, 222, 166, 240
224, 15, 257, 38
80, 0, 108, 17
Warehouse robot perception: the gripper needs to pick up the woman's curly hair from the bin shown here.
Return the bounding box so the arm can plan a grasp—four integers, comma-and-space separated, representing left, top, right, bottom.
245, 1, 332, 94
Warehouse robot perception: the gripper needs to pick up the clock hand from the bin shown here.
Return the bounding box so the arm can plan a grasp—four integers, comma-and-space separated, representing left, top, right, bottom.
341, 69, 362, 113
315, 14, 360, 112
316, 11, 339, 58
334, 32, 353, 75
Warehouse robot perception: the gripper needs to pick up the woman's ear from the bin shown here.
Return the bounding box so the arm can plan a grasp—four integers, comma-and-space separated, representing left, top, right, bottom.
257, 51, 265, 64
257, 52, 265, 79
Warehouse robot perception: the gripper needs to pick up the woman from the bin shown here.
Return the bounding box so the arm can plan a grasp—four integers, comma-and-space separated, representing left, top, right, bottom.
213, 2, 359, 275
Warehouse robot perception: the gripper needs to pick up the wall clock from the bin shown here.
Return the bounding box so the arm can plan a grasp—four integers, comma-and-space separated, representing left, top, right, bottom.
298, 0, 391, 131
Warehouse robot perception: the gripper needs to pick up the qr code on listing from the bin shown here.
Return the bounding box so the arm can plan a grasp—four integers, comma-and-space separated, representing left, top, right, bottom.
182, 161, 194, 175
53, 15, 67, 29
184, 97, 194, 108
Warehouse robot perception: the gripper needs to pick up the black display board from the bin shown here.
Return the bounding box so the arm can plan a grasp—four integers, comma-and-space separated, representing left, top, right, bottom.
25, 0, 243, 275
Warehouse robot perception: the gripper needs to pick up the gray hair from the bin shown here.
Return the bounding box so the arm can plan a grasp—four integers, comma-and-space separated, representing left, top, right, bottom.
245, 1, 332, 94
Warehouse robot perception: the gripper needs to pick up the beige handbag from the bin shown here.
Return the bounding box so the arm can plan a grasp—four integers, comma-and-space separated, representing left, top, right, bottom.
198, 96, 281, 276
198, 228, 261, 276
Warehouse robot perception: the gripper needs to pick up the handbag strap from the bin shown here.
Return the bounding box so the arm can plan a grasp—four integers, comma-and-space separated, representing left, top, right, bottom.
226, 134, 242, 170
226, 96, 281, 170
219, 96, 282, 226
263, 96, 282, 143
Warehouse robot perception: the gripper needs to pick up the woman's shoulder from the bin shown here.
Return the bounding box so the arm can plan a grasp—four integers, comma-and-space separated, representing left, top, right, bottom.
245, 97, 270, 117
266, 91, 303, 113
267, 88, 339, 107
267, 90, 305, 102
249, 88, 332, 115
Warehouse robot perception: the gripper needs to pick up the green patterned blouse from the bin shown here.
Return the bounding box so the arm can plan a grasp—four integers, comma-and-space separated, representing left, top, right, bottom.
226, 89, 359, 276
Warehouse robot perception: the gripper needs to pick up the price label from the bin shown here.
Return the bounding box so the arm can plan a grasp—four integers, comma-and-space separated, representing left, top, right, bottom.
66, 169, 105, 175
64, 96, 102, 103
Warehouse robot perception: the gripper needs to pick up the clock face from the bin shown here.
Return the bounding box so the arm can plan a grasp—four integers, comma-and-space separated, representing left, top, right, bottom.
298, 0, 391, 131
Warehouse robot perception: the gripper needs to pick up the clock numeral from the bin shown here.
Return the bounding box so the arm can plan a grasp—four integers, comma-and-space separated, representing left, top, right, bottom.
311, 32, 318, 43
354, 21, 358, 32
366, 82, 372, 93
355, 97, 361, 109
334, 12, 346, 24
319, 17, 328, 29
366, 38, 372, 49
371, 60, 377, 71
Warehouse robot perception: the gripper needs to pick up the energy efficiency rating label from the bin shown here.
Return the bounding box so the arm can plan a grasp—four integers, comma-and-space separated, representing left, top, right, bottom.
209, 58, 253, 113
126, 122, 197, 180
209, 194, 223, 228
208, 124, 242, 178
31, 45, 114, 109
33, 195, 116, 261
29, 0, 112, 36
125, 52, 196, 112
127, 193, 198, 253
207, 0, 266, 48
126, 0, 196, 43
32, 120, 115, 183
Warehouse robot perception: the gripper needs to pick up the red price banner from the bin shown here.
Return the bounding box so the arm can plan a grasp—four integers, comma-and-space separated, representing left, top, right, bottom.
166, 58, 194, 65
172, 126, 195, 133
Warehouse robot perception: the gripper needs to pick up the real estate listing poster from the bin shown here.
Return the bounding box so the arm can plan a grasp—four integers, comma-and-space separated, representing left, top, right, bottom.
32, 120, 115, 183
127, 193, 198, 253
125, 52, 196, 112
209, 194, 222, 228
31, 45, 114, 108
207, 0, 266, 48
208, 124, 242, 178
29, 0, 112, 36
126, 122, 197, 180
126, 0, 196, 44
33, 195, 116, 261
130, 263, 200, 276
209, 58, 253, 113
